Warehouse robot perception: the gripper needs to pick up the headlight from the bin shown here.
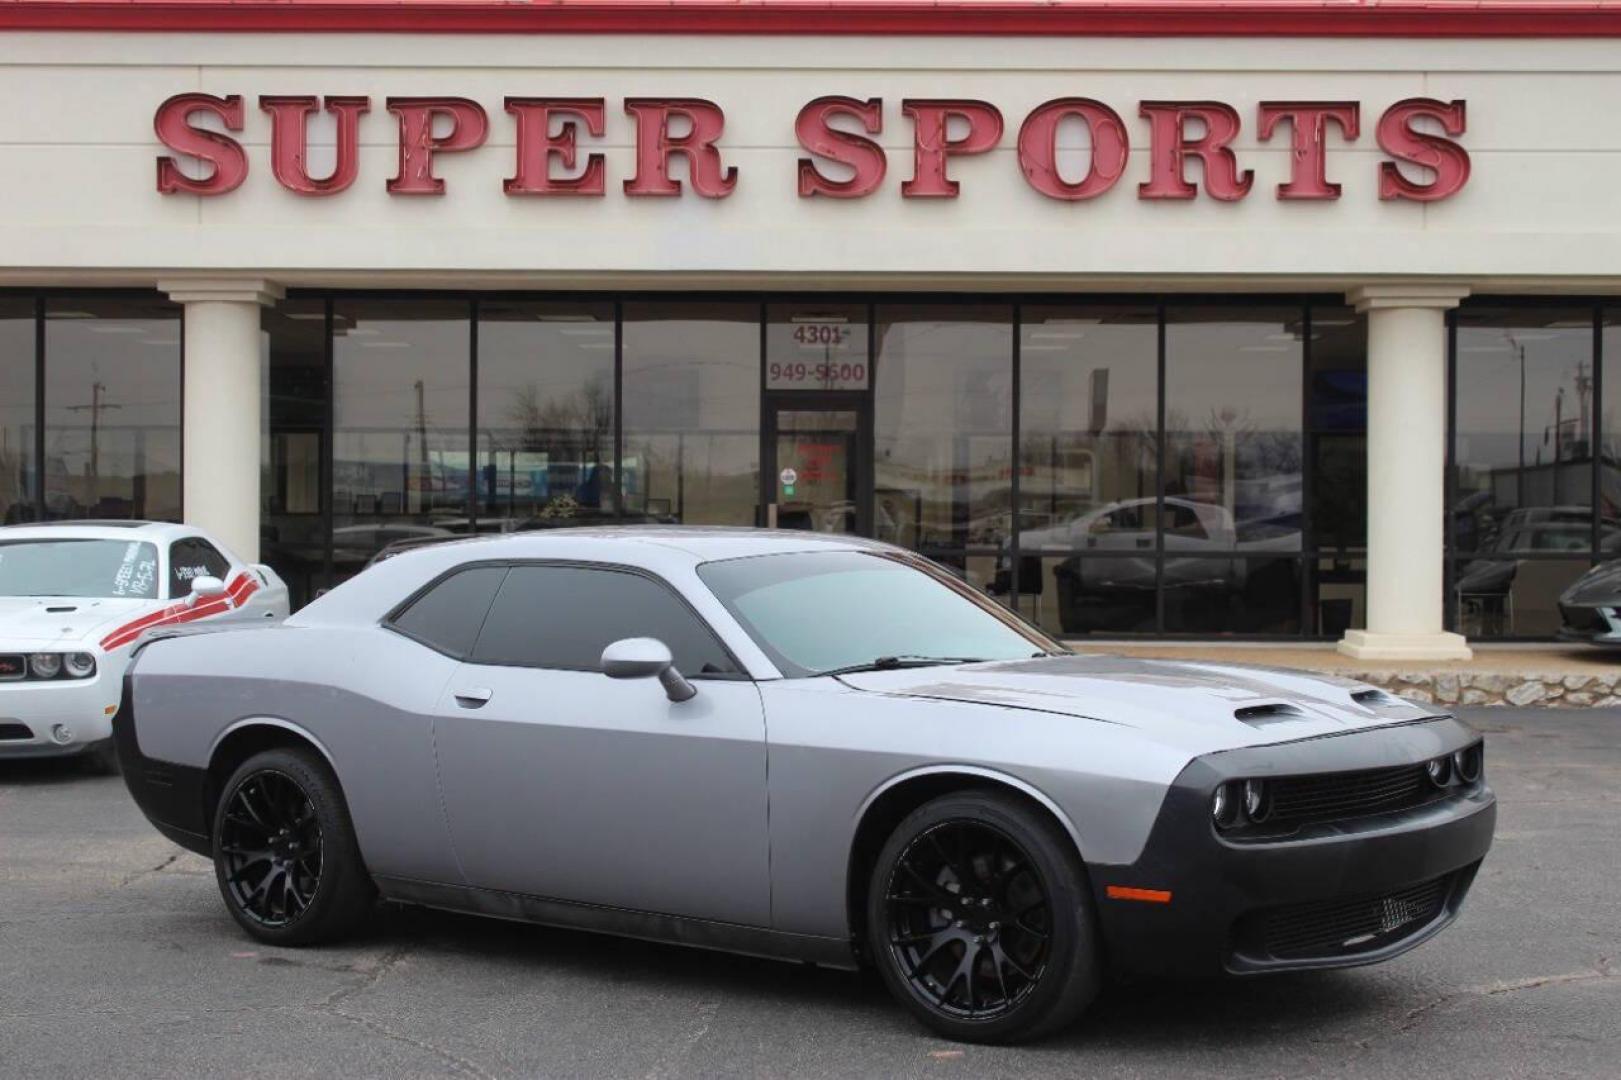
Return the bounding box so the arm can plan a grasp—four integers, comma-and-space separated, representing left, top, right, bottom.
1211, 782, 1239, 829
28, 653, 62, 679
63, 652, 96, 679
1453, 744, 1483, 785
1243, 779, 1270, 822
1425, 756, 1452, 787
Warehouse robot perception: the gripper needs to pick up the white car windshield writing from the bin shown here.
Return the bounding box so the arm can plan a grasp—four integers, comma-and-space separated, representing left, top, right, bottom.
0, 539, 161, 599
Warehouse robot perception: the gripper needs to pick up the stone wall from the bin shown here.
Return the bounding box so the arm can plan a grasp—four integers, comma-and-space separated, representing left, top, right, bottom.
1352, 671, 1621, 708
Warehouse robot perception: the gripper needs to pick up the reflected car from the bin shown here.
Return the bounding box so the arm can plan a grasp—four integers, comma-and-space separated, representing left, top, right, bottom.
1557, 559, 1621, 644
1014, 498, 1247, 634
1, 521, 289, 771
117, 529, 1494, 1044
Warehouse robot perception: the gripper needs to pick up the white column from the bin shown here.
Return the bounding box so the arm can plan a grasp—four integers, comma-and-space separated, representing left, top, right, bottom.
159, 277, 284, 563
1338, 283, 1473, 662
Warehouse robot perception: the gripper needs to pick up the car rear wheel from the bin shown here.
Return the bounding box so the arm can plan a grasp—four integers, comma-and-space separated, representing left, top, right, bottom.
867, 791, 1100, 1044
212, 747, 375, 946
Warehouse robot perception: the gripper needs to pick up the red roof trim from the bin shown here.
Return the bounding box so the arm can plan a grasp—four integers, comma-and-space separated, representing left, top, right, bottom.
6, 1, 1621, 38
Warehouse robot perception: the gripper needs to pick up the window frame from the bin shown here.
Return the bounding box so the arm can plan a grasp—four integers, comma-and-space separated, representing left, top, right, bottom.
383, 557, 747, 678
166, 536, 231, 599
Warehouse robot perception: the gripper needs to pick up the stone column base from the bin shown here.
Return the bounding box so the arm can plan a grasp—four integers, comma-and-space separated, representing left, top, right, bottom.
1337, 630, 1474, 662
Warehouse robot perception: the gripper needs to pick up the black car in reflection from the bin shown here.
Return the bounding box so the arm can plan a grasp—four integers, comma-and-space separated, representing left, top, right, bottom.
1557, 559, 1621, 644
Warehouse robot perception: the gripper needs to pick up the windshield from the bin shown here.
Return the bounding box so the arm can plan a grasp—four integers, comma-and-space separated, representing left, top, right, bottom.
0, 539, 161, 599
697, 550, 1062, 677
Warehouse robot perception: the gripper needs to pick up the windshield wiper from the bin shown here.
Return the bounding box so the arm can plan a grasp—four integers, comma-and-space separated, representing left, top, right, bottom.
819, 655, 988, 678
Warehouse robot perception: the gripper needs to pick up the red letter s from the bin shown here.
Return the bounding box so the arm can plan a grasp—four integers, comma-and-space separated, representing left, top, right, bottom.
155, 93, 248, 196
1377, 98, 1470, 202
796, 96, 886, 199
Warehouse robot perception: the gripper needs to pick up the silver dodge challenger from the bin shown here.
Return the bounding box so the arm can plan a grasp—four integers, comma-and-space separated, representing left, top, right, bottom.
116, 529, 1495, 1043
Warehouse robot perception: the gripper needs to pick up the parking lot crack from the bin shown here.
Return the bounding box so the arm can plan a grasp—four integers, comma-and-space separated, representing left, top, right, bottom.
117, 852, 180, 889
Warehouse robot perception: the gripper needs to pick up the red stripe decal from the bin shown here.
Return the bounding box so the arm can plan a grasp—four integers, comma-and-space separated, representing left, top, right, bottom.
100, 572, 259, 651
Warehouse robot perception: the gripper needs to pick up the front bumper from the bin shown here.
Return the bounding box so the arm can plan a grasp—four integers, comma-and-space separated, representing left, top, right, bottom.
1091, 716, 1496, 979
0, 671, 120, 758
1556, 602, 1621, 644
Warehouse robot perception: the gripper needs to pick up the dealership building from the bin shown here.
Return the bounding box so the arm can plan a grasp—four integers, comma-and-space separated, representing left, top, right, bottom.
3, 0, 1621, 657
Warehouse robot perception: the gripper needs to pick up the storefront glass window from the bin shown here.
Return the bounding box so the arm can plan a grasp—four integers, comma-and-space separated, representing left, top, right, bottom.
261, 299, 329, 608
1453, 307, 1598, 638
1454, 308, 1596, 555
1016, 304, 1158, 636
331, 299, 471, 580
477, 301, 616, 530
874, 305, 1013, 555
43, 297, 181, 521
1165, 306, 1305, 553
622, 302, 759, 525
1599, 312, 1621, 555
1308, 305, 1367, 637
0, 299, 34, 525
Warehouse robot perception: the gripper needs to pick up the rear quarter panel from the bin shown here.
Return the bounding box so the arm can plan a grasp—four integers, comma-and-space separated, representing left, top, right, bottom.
129, 625, 463, 884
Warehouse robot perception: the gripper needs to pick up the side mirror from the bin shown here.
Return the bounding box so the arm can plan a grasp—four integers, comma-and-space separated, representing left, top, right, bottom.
600, 637, 696, 703
187, 575, 227, 607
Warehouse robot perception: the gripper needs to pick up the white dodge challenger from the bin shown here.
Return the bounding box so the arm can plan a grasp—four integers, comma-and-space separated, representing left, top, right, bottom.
0, 520, 289, 771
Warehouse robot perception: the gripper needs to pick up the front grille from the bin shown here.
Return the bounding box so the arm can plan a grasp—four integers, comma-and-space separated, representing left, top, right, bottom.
1560, 604, 1610, 633
0, 722, 33, 741
1264, 764, 1440, 830
1239, 874, 1452, 962
0, 654, 25, 681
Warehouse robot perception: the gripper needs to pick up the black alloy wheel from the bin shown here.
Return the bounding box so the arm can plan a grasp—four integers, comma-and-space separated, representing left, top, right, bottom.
883, 820, 1051, 1021
868, 791, 1100, 1043
219, 769, 323, 927
213, 747, 375, 946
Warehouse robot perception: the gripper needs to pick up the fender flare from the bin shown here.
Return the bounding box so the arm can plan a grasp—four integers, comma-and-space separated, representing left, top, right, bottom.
854, 762, 1090, 863
207, 716, 339, 773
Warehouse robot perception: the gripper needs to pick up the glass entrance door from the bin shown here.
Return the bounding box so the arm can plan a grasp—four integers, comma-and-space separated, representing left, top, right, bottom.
765, 403, 869, 534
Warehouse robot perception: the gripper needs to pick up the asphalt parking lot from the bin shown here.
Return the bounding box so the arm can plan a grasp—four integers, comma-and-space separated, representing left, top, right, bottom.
2, 707, 1617, 1080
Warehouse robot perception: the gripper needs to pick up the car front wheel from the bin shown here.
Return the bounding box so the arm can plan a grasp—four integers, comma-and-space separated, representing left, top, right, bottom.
867, 791, 1100, 1044
212, 747, 375, 946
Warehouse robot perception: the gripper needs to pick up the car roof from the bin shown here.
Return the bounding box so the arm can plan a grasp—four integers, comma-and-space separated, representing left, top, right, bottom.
290, 526, 904, 628
0, 520, 202, 545
387, 526, 895, 564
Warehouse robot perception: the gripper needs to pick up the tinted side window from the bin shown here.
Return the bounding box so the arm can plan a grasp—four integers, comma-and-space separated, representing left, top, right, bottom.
168, 538, 231, 597
390, 565, 508, 658
472, 565, 735, 677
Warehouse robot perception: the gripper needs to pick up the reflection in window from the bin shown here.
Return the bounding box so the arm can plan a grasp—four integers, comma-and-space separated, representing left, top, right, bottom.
875, 306, 1012, 552
1309, 306, 1366, 555
1454, 308, 1596, 557
261, 299, 329, 608
44, 297, 182, 521
1453, 557, 1591, 638
1165, 307, 1304, 553
478, 302, 616, 529
1, 300, 34, 525
1015, 305, 1157, 634
622, 303, 758, 525
331, 300, 470, 580
1598, 313, 1621, 553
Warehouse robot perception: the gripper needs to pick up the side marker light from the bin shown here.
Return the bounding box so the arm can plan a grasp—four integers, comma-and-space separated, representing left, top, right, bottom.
1106, 886, 1173, 903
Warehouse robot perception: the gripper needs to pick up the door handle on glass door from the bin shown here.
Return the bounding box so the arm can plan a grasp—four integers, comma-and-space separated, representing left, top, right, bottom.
454, 687, 493, 708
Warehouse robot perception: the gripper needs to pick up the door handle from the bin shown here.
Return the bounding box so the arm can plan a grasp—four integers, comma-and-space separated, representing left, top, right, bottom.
454, 687, 493, 708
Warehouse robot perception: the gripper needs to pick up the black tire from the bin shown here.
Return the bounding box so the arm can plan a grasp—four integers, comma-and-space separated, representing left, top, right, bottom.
82, 738, 121, 776
866, 791, 1100, 1044
212, 747, 375, 946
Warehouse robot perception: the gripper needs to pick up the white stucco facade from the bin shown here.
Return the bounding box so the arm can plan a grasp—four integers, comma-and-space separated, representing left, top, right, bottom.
4, 15, 1621, 655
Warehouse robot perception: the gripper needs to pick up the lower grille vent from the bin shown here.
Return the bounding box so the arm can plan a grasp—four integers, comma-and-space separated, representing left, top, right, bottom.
1240, 875, 1452, 962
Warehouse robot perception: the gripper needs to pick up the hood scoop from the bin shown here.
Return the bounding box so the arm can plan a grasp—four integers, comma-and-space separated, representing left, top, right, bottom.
1233, 702, 1307, 726
45, 605, 77, 614
1351, 688, 1404, 710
